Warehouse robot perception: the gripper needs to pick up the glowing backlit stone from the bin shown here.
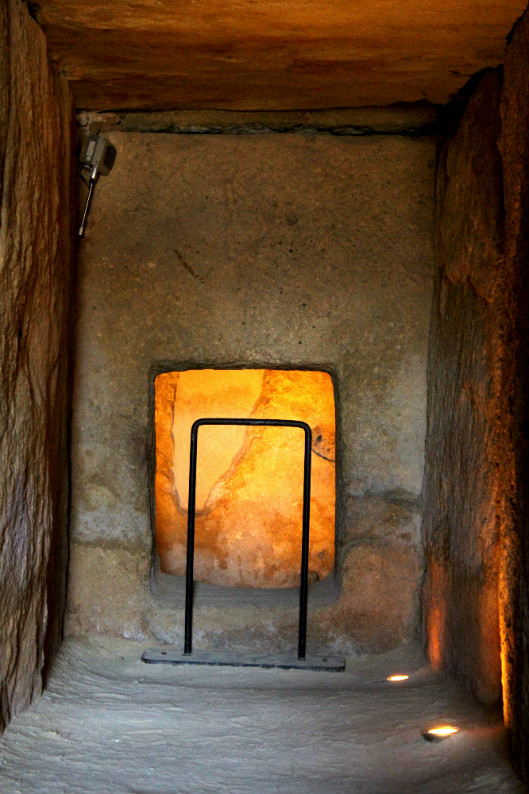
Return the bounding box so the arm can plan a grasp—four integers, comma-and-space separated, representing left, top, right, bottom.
155, 369, 335, 587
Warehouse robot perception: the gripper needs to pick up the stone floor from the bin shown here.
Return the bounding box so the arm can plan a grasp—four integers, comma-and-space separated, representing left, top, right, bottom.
0, 637, 524, 794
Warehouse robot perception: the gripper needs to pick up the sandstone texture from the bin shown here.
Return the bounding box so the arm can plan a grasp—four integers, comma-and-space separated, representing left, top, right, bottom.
326, 493, 423, 652
499, 7, 529, 781
36, 0, 525, 110
155, 369, 335, 588
422, 69, 506, 705
67, 544, 150, 641
0, 1, 74, 731
71, 131, 434, 653
327, 543, 423, 653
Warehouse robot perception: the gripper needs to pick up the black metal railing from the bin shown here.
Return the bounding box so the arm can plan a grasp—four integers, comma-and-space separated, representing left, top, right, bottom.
184, 418, 312, 660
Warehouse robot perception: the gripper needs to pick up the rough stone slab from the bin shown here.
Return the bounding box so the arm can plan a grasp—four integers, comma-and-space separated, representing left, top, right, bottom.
499, 6, 529, 782
421, 68, 507, 705
70, 131, 434, 654
0, 0, 74, 732
36, 0, 526, 110
71, 132, 433, 544
142, 648, 345, 671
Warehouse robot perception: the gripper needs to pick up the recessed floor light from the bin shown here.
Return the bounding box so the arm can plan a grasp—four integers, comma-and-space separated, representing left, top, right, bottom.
387, 674, 409, 682
422, 725, 459, 742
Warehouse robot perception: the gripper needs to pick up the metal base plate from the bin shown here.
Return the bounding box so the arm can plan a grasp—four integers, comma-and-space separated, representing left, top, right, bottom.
141, 649, 345, 672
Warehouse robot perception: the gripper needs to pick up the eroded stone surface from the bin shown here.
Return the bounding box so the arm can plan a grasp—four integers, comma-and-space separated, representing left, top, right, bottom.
0, 0, 73, 732
422, 69, 507, 704
36, 0, 526, 110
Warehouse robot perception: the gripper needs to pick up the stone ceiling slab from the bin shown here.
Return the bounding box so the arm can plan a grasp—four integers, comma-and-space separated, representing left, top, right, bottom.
37, 1, 526, 111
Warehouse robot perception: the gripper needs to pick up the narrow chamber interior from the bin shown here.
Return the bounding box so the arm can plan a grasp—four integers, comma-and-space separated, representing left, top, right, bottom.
3, 0, 529, 786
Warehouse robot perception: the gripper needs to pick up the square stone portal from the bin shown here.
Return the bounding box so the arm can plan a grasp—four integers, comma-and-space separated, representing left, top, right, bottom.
154, 369, 335, 588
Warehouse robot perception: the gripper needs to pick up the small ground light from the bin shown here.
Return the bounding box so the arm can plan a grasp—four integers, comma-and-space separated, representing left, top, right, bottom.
422, 726, 459, 742
387, 674, 409, 682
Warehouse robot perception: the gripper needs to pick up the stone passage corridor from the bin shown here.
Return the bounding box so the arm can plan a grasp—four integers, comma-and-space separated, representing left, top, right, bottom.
0, 638, 522, 794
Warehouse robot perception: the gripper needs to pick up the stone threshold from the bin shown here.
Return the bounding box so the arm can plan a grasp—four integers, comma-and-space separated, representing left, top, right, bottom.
154, 570, 341, 610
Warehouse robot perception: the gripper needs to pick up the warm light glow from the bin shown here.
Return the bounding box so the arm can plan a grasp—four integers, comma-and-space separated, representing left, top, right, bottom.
154, 369, 336, 588
428, 726, 458, 736
424, 725, 459, 740
424, 560, 448, 671
387, 674, 409, 682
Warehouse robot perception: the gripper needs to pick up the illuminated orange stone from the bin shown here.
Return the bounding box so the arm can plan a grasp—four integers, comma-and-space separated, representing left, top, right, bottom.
154, 369, 335, 588
424, 559, 448, 671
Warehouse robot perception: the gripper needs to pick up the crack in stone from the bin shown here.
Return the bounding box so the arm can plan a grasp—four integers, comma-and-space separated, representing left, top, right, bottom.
173, 248, 204, 283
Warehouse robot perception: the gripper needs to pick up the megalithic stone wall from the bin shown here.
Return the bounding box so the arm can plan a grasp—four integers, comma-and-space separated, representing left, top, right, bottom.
0, 0, 75, 732
423, 4, 529, 780
500, 7, 529, 782
422, 67, 507, 705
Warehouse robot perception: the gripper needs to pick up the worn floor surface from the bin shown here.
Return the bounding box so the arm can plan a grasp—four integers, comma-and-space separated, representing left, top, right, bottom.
0, 637, 524, 794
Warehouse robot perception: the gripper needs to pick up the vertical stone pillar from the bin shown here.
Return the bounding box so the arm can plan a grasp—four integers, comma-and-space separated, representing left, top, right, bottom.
0, 0, 74, 730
